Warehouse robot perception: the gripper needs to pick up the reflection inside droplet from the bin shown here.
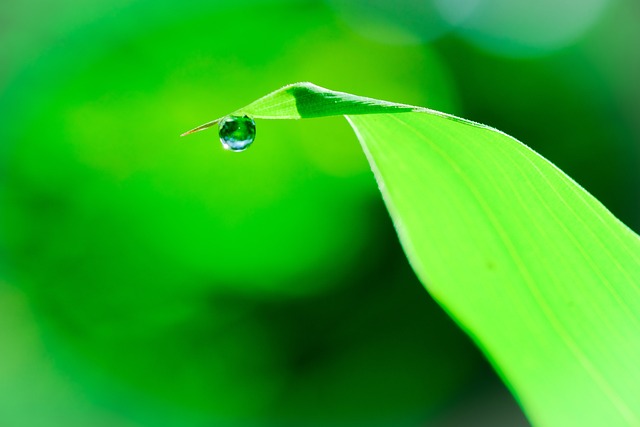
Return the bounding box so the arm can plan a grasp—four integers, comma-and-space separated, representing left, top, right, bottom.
218, 115, 256, 152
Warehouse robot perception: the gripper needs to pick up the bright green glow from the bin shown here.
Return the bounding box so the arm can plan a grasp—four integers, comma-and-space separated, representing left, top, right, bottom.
2, 13, 466, 422
185, 83, 640, 426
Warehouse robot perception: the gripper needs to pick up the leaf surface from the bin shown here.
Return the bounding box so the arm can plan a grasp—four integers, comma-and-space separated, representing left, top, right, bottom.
183, 83, 640, 426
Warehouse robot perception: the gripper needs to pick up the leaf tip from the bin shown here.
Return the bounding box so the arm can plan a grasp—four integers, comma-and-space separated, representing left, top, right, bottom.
180, 119, 220, 137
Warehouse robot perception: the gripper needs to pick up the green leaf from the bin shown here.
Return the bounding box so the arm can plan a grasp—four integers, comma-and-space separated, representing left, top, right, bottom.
183, 83, 640, 426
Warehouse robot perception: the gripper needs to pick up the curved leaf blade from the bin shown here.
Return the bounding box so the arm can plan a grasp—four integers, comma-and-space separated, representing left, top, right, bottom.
183, 83, 640, 426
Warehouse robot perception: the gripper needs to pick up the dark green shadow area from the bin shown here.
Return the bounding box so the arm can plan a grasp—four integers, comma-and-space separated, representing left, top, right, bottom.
287, 85, 416, 118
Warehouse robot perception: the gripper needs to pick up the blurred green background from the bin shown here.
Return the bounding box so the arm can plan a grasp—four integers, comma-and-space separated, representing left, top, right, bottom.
1, 1, 638, 426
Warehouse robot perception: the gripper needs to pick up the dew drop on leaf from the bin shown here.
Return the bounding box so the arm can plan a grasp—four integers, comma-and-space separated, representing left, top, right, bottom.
218, 115, 256, 152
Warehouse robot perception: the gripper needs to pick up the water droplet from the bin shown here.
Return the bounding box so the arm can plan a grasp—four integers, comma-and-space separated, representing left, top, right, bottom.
218, 115, 256, 152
